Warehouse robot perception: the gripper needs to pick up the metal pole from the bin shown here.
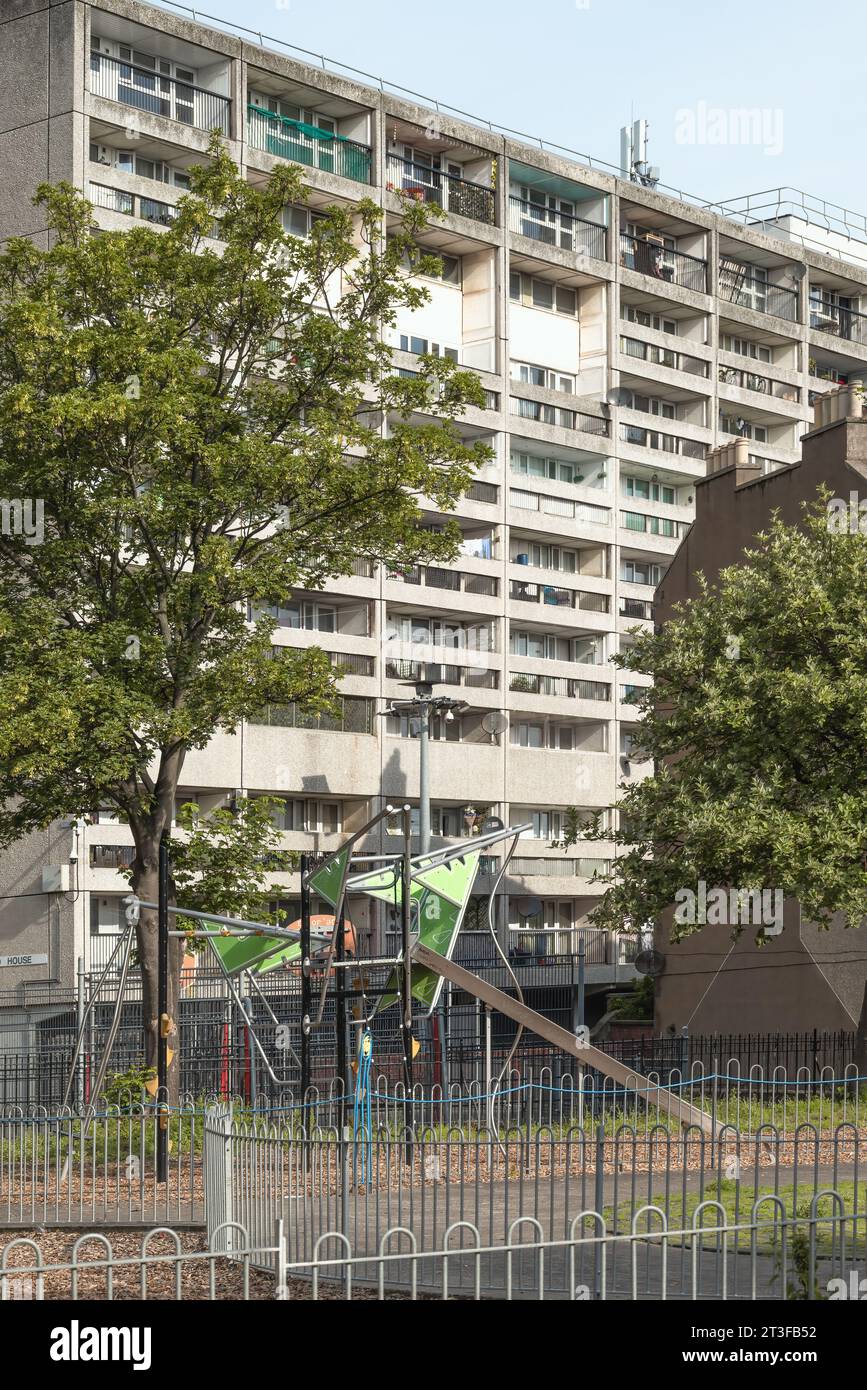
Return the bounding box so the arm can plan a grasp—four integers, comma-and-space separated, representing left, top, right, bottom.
336, 903, 348, 1133
156, 830, 169, 1184
300, 854, 311, 1099
401, 804, 413, 1153
75, 956, 86, 1109
418, 701, 431, 855
419, 700, 449, 1094
485, 1005, 493, 1164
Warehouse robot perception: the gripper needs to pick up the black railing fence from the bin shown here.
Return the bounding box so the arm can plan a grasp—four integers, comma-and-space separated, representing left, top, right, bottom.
0, 953, 856, 1109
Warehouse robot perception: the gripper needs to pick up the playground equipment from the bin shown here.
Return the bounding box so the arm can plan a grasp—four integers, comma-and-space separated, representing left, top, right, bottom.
66, 801, 713, 1163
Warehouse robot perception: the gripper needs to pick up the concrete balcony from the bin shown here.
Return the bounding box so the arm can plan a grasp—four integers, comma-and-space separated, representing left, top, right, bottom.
386, 154, 495, 225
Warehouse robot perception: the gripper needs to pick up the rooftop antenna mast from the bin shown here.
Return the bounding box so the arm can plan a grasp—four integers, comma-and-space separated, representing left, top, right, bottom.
620, 118, 659, 188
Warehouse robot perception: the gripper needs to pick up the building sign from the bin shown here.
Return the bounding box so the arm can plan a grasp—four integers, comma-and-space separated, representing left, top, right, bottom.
0, 953, 48, 968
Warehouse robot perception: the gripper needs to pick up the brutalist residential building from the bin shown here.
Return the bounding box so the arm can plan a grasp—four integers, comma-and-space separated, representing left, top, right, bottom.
3, 0, 867, 1021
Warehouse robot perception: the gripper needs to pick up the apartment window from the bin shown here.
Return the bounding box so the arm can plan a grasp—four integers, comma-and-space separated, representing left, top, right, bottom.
510, 362, 575, 393
510, 273, 577, 317
621, 511, 680, 538
622, 305, 678, 335
512, 541, 578, 572
397, 243, 461, 285
720, 333, 772, 364
719, 414, 767, 443
399, 334, 459, 361
623, 475, 676, 504
387, 613, 495, 653
510, 630, 572, 661
283, 205, 328, 238
621, 560, 664, 585
387, 712, 461, 741
510, 452, 587, 485
623, 391, 676, 419
275, 601, 337, 632
512, 186, 577, 249
268, 798, 341, 833
91, 39, 197, 123
512, 721, 545, 749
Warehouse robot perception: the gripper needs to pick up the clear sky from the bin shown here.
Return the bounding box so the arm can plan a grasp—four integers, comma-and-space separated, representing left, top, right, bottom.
151, 0, 864, 218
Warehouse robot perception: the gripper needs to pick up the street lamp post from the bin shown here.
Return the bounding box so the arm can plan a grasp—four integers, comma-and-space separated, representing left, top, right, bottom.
380, 677, 467, 1088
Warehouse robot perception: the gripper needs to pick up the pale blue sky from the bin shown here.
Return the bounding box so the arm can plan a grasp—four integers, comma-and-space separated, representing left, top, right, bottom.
152, 0, 864, 216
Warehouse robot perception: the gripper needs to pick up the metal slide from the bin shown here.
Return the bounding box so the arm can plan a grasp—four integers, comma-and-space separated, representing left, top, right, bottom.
412, 942, 715, 1135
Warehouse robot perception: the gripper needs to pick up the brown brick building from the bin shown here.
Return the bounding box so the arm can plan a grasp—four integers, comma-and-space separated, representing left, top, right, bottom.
653, 389, 867, 1035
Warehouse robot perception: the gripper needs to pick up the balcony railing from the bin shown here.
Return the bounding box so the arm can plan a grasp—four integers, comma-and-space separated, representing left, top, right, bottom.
507, 857, 610, 880
327, 651, 375, 676
386, 659, 498, 689
510, 488, 610, 526
620, 335, 708, 377
463, 480, 499, 505
251, 696, 374, 733
386, 155, 495, 225
718, 266, 799, 322
620, 510, 685, 539
247, 105, 372, 184
89, 182, 178, 226
89, 182, 224, 238
390, 563, 498, 597
809, 301, 867, 346
717, 365, 800, 402
89, 53, 230, 132
510, 397, 609, 436
508, 197, 606, 259
509, 673, 610, 701
90, 845, 136, 870
620, 596, 653, 620
619, 232, 707, 293
509, 580, 609, 613
619, 423, 706, 460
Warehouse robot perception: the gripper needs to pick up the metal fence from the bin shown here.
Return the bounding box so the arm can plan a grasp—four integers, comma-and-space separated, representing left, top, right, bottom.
1, 1207, 861, 1301
204, 1106, 867, 1299
0, 1223, 284, 1302
0, 957, 857, 1108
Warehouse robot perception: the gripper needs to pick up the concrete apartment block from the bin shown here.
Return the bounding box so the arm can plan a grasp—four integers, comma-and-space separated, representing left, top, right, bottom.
2, 0, 867, 1017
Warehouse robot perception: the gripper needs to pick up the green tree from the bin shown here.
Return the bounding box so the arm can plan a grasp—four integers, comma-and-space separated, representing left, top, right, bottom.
561, 499, 867, 939
0, 143, 490, 1093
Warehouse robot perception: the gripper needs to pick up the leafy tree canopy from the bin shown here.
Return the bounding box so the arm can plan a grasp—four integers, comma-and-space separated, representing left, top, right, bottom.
563, 499, 867, 940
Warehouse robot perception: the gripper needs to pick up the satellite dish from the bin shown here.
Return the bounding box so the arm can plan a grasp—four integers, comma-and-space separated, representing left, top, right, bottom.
481, 710, 508, 735
515, 895, 542, 919
634, 948, 665, 978
605, 386, 632, 407
482, 815, 504, 833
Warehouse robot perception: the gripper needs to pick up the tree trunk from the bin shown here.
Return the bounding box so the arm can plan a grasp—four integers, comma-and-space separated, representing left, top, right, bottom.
132, 850, 184, 1106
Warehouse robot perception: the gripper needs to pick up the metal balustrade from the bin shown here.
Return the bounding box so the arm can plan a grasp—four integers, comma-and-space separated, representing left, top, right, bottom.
810, 300, 867, 345
247, 105, 371, 182
718, 365, 800, 401
619, 231, 708, 292
89, 52, 230, 132
386, 154, 495, 224
385, 659, 498, 688
509, 579, 610, 613
509, 672, 611, 700
389, 563, 498, 596
718, 265, 799, 321
620, 334, 709, 377
508, 196, 606, 258
619, 422, 707, 459
510, 397, 609, 436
